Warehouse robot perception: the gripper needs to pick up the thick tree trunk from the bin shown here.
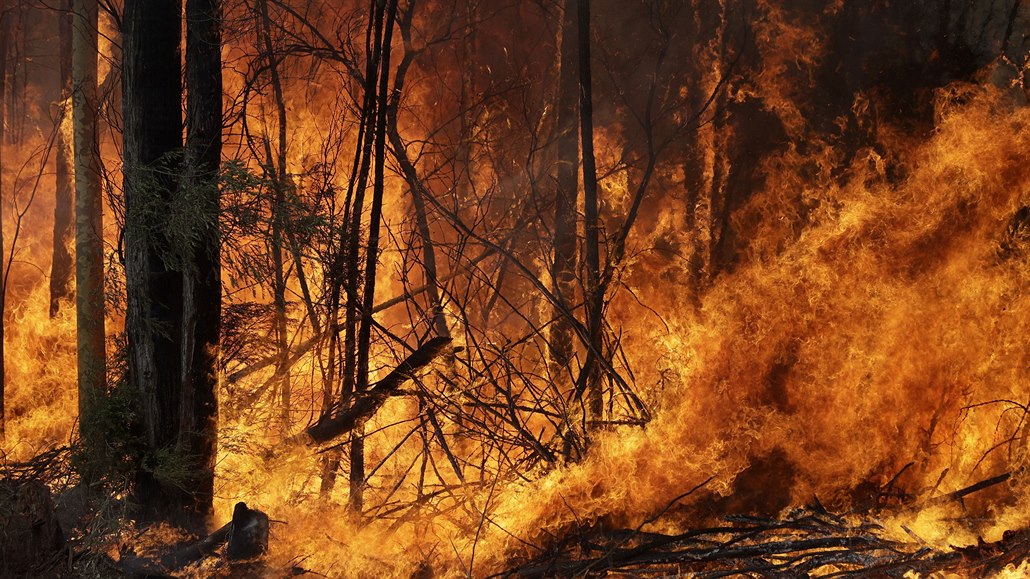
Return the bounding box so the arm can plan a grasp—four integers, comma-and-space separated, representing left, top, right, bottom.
682, 2, 730, 296
182, 0, 222, 522
72, 0, 106, 453
122, 0, 187, 521
50, 0, 74, 318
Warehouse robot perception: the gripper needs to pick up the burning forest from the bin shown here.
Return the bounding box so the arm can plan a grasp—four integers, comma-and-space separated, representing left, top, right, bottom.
1, 0, 1029, 577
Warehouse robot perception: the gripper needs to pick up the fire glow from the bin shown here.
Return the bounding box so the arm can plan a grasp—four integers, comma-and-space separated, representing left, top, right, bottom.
1, 0, 1029, 577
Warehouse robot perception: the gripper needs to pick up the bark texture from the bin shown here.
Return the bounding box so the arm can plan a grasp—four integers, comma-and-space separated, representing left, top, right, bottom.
182, 0, 223, 521
123, 0, 189, 521
50, 0, 74, 318
549, 0, 579, 377
73, 0, 107, 450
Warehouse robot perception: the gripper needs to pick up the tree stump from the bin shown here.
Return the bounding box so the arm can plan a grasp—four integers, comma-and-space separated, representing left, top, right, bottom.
227, 501, 269, 560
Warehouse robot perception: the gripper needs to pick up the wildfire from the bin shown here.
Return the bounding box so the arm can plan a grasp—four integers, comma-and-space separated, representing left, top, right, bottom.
1, 0, 1029, 577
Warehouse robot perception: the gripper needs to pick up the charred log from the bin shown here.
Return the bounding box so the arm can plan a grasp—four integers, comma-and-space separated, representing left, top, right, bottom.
306, 336, 453, 445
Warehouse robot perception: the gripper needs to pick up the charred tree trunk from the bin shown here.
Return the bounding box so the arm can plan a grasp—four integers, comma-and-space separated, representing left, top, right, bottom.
0, 5, 12, 145
351, 0, 399, 512
181, 0, 222, 522
387, 2, 448, 342
682, 1, 728, 296
318, 239, 346, 495
250, 4, 324, 424
550, 0, 579, 380
7, 2, 25, 143
50, 0, 74, 318
73, 0, 106, 453
123, 0, 189, 521
574, 0, 604, 425
320, 0, 383, 496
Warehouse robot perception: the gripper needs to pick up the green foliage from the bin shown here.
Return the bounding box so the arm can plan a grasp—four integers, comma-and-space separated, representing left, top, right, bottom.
122, 148, 221, 276
70, 332, 211, 527
220, 159, 265, 234
140, 446, 200, 493
220, 156, 339, 294
72, 336, 143, 484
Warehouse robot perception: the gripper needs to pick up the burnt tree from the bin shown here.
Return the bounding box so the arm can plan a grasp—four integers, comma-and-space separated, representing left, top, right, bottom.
0, 1, 8, 440
123, 0, 221, 525
123, 0, 187, 519
549, 0, 579, 379
574, 0, 604, 424
182, 0, 222, 522
50, 0, 74, 317
351, 0, 399, 512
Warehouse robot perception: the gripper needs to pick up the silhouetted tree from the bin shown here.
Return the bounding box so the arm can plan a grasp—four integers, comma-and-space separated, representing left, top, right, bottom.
124, 0, 222, 526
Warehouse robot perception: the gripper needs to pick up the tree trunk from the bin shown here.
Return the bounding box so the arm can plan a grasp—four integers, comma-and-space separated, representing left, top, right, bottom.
320, 0, 384, 496
122, 0, 188, 521
688, 2, 742, 290
181, 0, 222, 523
387, 2, 449, 342
351, 0, 399, 512
50, 0, 74, 318
255, 0, 292, 430
72, 0, 106, 454
1, 4, 13, 144
574, 0, 604, 424
9, 2, 26, 143
0, 3, 9, 441
550, 0, 580, 382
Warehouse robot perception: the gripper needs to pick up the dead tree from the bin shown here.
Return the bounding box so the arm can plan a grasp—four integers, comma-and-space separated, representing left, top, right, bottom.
50, 0, 74, 318
351, 0, 400, 512
254, 0, 293, 429
574, 0, 605, 425
550, 0, 579, 378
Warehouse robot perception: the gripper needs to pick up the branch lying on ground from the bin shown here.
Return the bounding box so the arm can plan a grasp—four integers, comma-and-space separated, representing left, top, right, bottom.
499, 469, 1027, 578
500, 507, 1030, 578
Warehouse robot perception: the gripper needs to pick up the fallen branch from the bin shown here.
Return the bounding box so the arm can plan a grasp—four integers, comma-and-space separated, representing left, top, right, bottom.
923, 469, 1017, 507
303, 337, 453, 445
498, 490, 1030, 579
